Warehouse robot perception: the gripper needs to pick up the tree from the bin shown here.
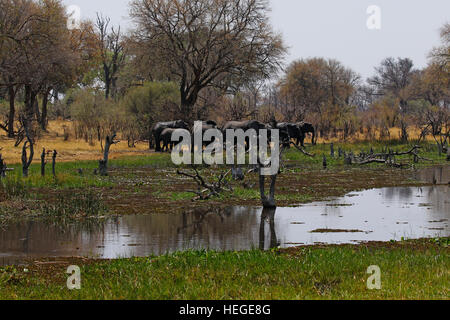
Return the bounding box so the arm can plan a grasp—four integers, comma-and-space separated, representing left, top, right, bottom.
0, 0, 86, 134
279, 58, 328, 122
430, 23, 450, 73
278, 58, 359, 140
124, 81, 180, 148
368, 57, 418, 142
0, 0, 38, 137
129, 0, 286, 121
95, 13, 127, 100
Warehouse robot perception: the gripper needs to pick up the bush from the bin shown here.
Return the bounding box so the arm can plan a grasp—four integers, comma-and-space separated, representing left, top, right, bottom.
123, 81, 181, 141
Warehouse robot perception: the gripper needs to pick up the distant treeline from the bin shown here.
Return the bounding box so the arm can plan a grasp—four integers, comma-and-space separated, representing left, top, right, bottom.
0, 0, 448, 150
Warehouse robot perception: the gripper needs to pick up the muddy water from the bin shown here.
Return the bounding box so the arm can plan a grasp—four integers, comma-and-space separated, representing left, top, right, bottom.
1, 183, 448, 266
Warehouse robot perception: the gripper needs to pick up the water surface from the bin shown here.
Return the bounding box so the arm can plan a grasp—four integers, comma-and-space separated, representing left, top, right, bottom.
1, 185, 448, 266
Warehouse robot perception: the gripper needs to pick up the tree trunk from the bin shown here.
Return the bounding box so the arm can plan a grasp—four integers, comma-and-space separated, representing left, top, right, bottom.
180, 89, 198, 122
21, 116, 34, 178
41, 88, 51, 131
8, 85, 16, 138
99, 133, 117, 176
33, 95, 41, 124
0, 154, 6, 178
259, 173, 277, 209
41, 148, 46, 177
52, 150, 57, 177
104, 65, 111, 99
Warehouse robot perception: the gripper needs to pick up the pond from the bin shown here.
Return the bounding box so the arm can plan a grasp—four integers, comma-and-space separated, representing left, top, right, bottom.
1, 183, 448, 266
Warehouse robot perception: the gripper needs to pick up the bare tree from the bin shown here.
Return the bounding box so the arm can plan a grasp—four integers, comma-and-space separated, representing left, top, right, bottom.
430, 23, 450, 70
95, 13, 127, 99
130, 0, 286, 121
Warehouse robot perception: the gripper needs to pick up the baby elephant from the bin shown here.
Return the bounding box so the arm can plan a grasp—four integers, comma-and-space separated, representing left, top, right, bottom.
160, 128, 191, 152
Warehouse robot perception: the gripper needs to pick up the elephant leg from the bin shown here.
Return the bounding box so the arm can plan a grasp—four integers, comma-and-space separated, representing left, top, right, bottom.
155, 134, 162, 152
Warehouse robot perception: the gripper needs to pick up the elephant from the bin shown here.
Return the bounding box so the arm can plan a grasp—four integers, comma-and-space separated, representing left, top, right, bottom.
152, 120, 189, 152
276, 123, 304, 147
222, 120, 267, 150
197, 120, 218, 149
222, 120, 266, 132
160, 128, 190, 152
296, 122, 316, 146
265, 121, 290, 147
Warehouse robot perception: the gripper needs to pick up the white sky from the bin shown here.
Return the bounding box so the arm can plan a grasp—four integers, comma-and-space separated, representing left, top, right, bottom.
62, 0, 450, 79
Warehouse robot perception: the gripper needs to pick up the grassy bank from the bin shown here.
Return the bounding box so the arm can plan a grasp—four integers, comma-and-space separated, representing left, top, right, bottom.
0, 238, 448, 300
1, 140, 449, 223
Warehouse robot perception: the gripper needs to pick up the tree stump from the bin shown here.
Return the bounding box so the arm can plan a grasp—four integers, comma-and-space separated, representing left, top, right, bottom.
52, 150, 57, 177
41, 148, 46, 177
259, 172, 277, 209
0, 154, 6, 178
99, 160, 108, 176
344, 153, 352, 165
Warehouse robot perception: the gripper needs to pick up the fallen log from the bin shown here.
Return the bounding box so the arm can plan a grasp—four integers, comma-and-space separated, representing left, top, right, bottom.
350, 145, 432, 167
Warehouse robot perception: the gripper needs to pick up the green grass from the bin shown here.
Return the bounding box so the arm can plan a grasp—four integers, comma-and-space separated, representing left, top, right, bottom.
1, 140, 447, 190
0, 238, 448, 300
2, 153, 176, 190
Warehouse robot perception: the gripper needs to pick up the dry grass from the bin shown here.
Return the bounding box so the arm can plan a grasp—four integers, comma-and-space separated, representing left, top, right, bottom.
0, 120, 151, 164
0, 120, 437, 164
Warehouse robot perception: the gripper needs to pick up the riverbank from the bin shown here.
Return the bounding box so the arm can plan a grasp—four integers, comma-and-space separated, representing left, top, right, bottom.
1, 141, 448, 224
0, 238, 448, 300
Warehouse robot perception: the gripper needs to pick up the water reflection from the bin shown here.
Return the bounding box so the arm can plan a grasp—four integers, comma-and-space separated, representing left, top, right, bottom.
0, 186, 448, 266
259, 208, 279, 250
413, 166, 450, 185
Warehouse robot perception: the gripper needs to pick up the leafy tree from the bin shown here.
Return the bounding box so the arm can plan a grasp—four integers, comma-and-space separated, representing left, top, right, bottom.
123, 81, 180, 147
368, 57, 418, 142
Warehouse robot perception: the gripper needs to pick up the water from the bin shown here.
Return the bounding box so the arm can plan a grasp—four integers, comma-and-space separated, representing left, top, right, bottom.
1, 185, 448, 266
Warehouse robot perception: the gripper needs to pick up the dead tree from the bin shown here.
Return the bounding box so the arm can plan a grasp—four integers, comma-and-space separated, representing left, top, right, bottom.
258, 142, 315, 208
99, 133, 119, 176
289, 142, 315, 157
0, 154, 6, 178
52, 150, 57, 177
40, 148, 47, 177
177, 166, 232, 201
258, 171, 277, 209
348, 146, 432, 167
21, 123, 34, 177
0, 152, 14, 179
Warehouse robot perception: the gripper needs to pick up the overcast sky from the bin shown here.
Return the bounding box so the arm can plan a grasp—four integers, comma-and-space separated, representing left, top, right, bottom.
62, 0, 450, 79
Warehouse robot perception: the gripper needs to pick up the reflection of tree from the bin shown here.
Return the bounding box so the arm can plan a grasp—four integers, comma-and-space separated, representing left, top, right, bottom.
177, 208, 225, 239
22, 220, 34, 254
259, 208, 279, 250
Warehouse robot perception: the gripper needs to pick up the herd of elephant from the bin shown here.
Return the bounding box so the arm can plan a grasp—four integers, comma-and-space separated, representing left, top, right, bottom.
151, 120, 316, 152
